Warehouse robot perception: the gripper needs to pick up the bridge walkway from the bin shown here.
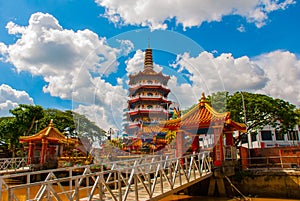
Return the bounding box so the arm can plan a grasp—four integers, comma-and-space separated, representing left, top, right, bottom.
0, 151, 212, 201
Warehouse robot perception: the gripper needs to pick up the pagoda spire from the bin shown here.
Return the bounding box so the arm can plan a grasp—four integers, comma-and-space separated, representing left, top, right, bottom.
144, 39, 153, 71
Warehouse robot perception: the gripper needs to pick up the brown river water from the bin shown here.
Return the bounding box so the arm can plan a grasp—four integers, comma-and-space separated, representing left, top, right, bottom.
2, 187, 298, 201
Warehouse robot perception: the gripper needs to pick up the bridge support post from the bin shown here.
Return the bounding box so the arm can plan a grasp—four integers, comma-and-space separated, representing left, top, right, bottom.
208, 169, 226, 197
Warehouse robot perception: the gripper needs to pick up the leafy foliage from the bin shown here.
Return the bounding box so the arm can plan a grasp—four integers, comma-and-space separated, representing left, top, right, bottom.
0, 117, 21, 157
227, 92, 298, 135
207, 91, 229, 113
193, 91, 299, 145
0, 104, 106, 156
9, 104, 44, 136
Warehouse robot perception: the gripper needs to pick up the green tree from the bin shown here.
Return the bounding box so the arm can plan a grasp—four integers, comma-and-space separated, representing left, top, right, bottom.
206, 91, 229, 113
0, 117, 22, 157
9, 104, 44, 136
0, 104, 107, 157
182, 91, 299, 146
73, 112, 106, 141
295, 108, 300, 125
38, 109, 76, 133
227, 92, 299, 144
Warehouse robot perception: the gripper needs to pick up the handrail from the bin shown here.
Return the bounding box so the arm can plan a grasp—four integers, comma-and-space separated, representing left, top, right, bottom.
0, 157, 28, 172
0, 152, 212, 201
239, 155, 300, 170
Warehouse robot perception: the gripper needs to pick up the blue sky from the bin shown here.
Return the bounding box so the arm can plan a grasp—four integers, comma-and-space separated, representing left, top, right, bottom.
0, 0, 300, 131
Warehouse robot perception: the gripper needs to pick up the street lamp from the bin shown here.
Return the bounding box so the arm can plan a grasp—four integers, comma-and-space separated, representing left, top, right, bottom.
240, 91, 251, 164
240, 92, 252, 148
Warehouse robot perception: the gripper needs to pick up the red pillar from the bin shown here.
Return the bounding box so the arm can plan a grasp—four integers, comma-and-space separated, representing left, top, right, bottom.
225, 131, 234, 146
191, 135, 199, 152
40, 139, 48, 164
176, 131, 184, 158
213, 126, 224, 167
27, 142, 34, 164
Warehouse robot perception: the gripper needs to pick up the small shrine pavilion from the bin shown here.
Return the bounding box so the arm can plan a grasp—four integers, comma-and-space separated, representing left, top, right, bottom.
164, 93, 246, 166
19, 120, 76, 166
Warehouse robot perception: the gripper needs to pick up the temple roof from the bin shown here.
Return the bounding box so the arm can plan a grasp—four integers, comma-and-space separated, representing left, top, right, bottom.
128, 93, 246, 134
128, 48, 170, 85
164, 93, 246, 132
20, 120, 71, 143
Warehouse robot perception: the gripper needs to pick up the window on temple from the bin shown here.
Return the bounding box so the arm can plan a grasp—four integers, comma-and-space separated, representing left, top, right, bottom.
147, 80, 153, 84
261, 130, 272, 141
147, 93, 153, 96
147, 105, 153, 109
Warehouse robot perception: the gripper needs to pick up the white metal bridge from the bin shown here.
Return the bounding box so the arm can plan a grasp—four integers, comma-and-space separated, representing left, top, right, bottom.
0, 151, 212, 201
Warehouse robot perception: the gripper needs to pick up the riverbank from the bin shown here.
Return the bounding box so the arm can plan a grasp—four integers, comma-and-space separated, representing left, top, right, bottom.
231, 169, 300, 199
184, 168, 300, 200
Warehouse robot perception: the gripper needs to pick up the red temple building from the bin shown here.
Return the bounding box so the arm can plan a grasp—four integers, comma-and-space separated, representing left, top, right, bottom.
164, 93, 246, 166
123, 44, 246, 166
125, 46, 172, 137
19, 120, 78, 167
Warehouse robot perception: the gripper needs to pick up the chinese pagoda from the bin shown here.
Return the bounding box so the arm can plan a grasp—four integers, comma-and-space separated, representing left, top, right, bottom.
125, 45, 172, 136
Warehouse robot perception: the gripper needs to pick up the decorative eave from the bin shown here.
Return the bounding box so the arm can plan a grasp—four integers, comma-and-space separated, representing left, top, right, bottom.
163, 93, 246, 132
128, 97, 171, 104
128, 109, 169, 117
129, 85, 170, 96
128, 72, 170, 85
19, 120, 72, 143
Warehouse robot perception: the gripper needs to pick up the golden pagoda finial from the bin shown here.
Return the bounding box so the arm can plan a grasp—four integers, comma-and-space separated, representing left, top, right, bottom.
200, 92, 206, 101
199, 92, 207, 107
49, 119, 54, 127
148, 37, 150, 49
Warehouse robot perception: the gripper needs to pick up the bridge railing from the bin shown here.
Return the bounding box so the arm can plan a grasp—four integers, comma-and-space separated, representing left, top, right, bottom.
0, 157, 28, 172
0, 151, 212, 201
239, 155, 300, 170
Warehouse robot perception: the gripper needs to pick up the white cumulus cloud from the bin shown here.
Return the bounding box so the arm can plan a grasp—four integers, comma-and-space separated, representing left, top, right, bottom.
95, 0, 295, 30
171, 50, 300, 107
1, 12, 124, 99
254, 50, 300, 106
0, 12, 133, 130
0, 84, 34, 116
172, 51, 268, 92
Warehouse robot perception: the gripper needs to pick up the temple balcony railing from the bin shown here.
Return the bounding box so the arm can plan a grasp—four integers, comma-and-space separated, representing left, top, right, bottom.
129, 95, 167, 101
130, 83, 169, 89
128, 108, 169, 113
125, 120, 160, 127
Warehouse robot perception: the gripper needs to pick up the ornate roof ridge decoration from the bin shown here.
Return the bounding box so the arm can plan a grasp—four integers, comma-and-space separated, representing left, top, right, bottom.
161, 92, 246, 132
19, 119, 72, 143
198, 92, 230, 118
